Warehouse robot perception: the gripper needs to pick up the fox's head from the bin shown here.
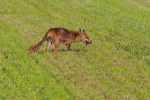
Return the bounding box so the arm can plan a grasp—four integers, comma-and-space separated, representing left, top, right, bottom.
79, 29, 92, 45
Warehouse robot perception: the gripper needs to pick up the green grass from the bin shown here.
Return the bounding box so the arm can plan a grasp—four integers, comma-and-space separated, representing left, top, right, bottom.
0, 0, 150, 99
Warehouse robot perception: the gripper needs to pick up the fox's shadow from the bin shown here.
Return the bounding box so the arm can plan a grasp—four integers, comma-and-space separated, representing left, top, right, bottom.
38, 48, 87, 54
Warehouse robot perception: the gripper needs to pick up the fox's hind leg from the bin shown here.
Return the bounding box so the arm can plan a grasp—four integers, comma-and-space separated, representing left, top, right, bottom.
46, 38, 52, 52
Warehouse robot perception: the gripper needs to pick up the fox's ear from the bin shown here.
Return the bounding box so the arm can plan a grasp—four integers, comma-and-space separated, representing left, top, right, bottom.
79, 29, 83, 34
83, 29, 85, 32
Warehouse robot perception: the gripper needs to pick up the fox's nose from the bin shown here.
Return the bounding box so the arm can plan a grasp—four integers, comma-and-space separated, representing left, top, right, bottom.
89, 40, 92, 44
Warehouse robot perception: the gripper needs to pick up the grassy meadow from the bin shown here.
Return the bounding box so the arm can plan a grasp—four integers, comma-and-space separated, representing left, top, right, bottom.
0, 0, 150, 99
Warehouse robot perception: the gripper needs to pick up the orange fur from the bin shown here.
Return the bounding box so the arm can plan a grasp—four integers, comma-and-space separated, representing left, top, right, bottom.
26, 28, 92, 52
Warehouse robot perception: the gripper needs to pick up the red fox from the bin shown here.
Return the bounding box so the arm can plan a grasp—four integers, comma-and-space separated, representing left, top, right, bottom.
27, 28, 92, 52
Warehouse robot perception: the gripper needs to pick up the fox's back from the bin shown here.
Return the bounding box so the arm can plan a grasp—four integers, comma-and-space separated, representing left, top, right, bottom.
50, 28, 76, 38
48, 28, 77, 44
49, 28, 69, 34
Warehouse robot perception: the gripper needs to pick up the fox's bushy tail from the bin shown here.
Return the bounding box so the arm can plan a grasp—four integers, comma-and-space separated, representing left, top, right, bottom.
26, 35, 47, 52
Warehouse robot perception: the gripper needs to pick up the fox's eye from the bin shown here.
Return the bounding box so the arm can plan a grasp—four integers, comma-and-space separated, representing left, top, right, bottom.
86, 37, 88, 39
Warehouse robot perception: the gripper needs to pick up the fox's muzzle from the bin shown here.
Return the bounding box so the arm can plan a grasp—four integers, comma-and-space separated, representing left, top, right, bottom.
89, 40, 92, 44
86, 40, 92, 45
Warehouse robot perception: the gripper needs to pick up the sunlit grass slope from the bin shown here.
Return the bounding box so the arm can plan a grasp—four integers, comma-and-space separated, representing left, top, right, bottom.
0, 0, 150, 99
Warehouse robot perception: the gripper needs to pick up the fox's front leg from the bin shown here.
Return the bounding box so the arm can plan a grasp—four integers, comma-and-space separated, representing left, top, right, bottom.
67, 44, 71, 51
54, 43, 58, 52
